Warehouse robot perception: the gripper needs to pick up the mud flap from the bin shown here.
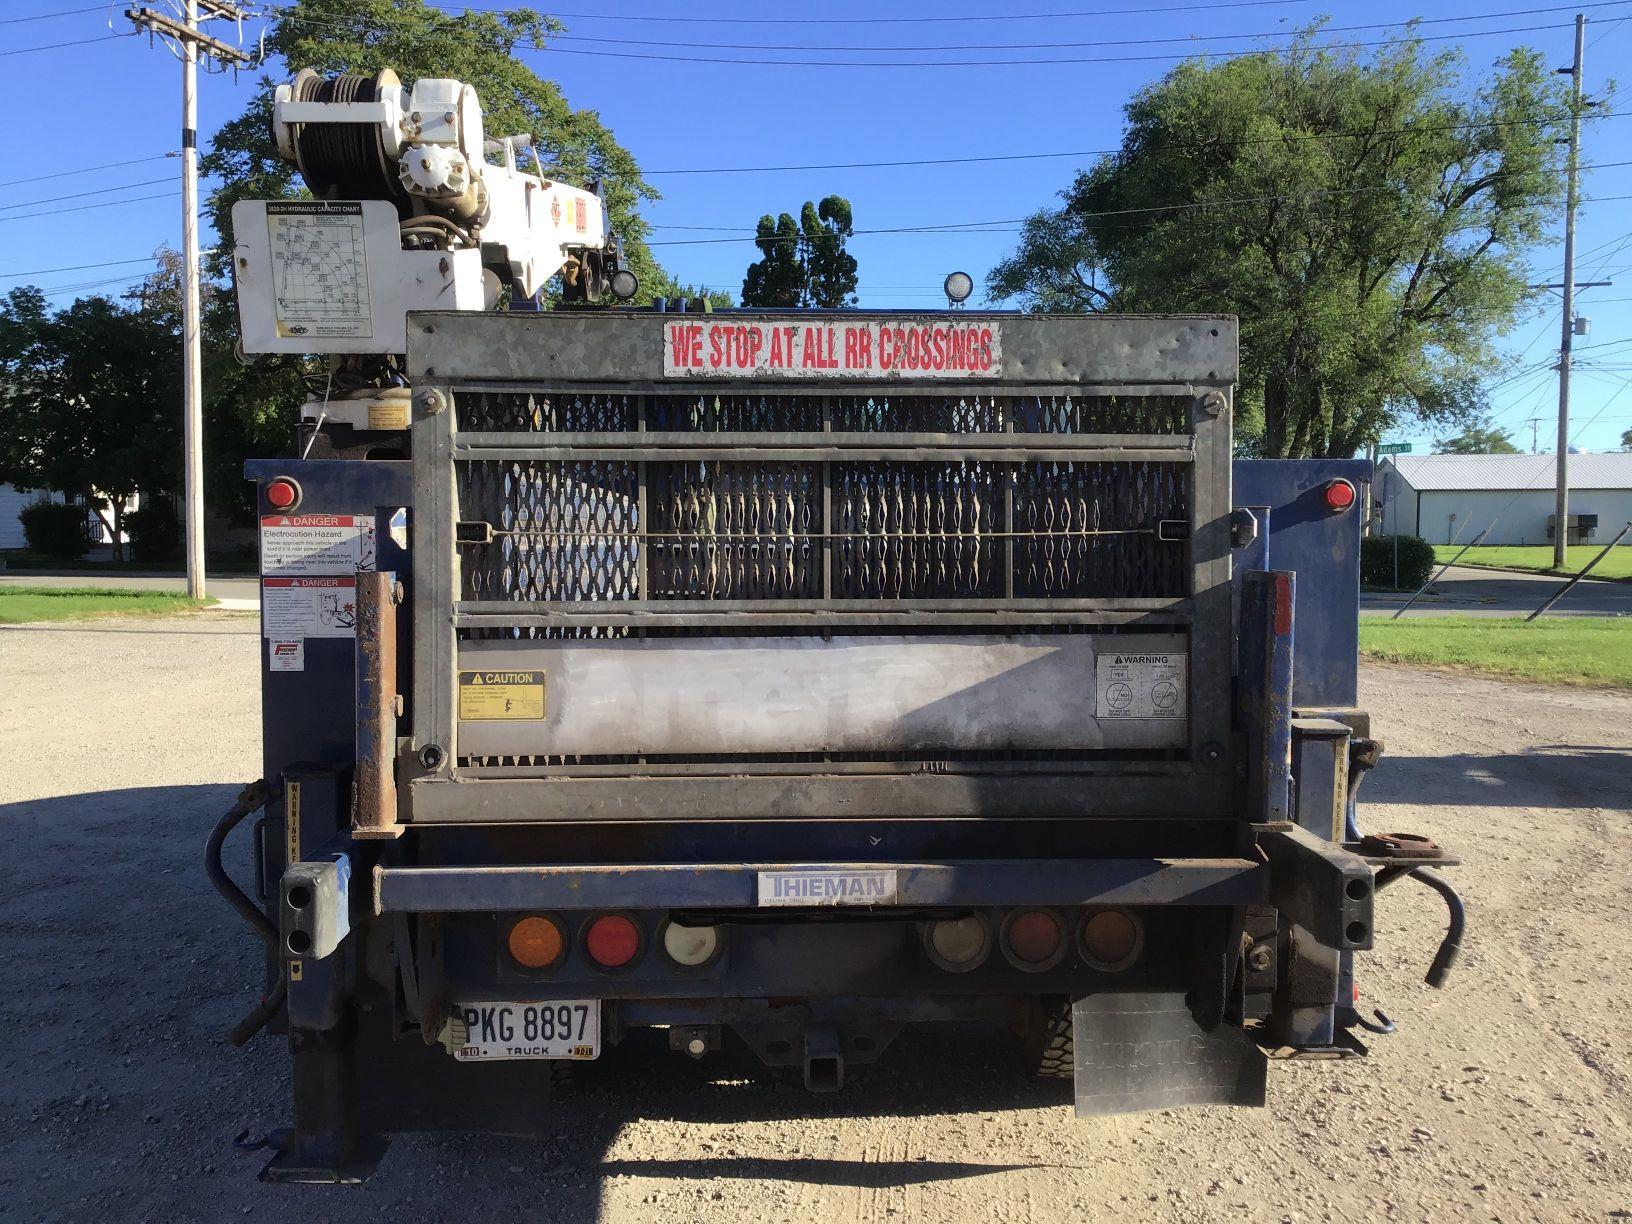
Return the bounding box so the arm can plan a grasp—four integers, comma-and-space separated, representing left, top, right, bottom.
1072, 991, 1266, 1116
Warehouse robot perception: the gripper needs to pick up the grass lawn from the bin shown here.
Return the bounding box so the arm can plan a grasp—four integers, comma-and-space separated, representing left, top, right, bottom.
1359, 616, 1632, 687
1432, 544, 1632, 581
0, 586, 213, 624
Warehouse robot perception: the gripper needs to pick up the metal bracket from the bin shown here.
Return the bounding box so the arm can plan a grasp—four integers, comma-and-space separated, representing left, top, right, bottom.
1257, 823, 1375, 951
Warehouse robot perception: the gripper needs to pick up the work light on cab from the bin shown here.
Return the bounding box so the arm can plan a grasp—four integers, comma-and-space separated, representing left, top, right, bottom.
1322, 477, 1357, 513
264, 476, 301, 511
584, 913, 643, 969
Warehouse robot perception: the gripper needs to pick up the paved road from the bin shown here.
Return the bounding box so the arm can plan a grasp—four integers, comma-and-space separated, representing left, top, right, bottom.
0, 572, 260, 609
3, 619, 1631, 1221
1361, 563, 1632, 618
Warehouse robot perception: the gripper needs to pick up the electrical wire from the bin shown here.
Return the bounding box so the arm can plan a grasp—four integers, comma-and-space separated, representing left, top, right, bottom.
2, 154, 174, 190
0, 191, 178, 224
0, 5, 107, 23
0, 176, 175, 214
540, 2, 1632, 53
0, 33, 132, 57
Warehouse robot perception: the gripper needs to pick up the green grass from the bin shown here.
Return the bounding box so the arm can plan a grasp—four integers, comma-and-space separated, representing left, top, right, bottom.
0, 586, 213, 624
1432, 544, 1632, 582
1359, 616, 1632, 688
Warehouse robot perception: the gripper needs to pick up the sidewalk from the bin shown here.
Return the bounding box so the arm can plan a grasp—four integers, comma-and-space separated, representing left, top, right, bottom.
0, 571, 260, 611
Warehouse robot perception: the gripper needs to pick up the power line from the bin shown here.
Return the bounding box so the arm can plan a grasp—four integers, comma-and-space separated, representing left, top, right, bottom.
0, 33, 132, 57
262, 7, 1599, 70
543, 2, 1632, 53
0, 176, 176, 214
2, 154, 173, 190
643, 112, 1624, 177
412, 0, 1331, 24
0, 5, 105, 22
0, 257, 162, 281
0, 191, 179, 224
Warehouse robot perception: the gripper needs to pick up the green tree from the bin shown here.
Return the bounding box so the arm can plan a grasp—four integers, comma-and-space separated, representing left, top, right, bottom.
201, 0, 672, 295
1434, 420, 1520, 454
0, 286, 180, 556
802, 197, 859, 308
1621, 427, 1632, 450
989, 31, 1581, 457
742, 213, 805, 307
742, 196, 859, 307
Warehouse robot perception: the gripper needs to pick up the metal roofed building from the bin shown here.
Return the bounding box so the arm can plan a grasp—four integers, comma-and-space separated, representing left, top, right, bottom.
1376, 452, 1632, 546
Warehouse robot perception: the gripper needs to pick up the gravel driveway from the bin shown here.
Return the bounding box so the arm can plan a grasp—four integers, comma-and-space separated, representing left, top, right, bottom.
1, 614, 1628, 1222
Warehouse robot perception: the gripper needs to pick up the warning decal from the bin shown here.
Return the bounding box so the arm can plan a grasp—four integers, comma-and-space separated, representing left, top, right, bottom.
459, 671, 547, 721
1095, 652, 1187, 720
260, 514, 376, 577
662, 318, 1000, 379
263, 576, 357, 639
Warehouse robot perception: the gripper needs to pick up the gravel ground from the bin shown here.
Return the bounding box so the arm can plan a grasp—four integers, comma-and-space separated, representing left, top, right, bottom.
1, 614, 1629, 1222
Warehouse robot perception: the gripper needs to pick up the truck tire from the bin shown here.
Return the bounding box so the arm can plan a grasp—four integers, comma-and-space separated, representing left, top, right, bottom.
1012, 997, 1074, 1080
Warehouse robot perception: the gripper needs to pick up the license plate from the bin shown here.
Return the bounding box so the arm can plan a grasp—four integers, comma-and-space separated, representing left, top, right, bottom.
450, 1000, 599, 1061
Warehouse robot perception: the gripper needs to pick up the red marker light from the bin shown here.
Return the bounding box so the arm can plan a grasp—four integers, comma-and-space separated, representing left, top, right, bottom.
265, 477, 301, 511
1322, 478, 1356, 513
584, 914, 642, 969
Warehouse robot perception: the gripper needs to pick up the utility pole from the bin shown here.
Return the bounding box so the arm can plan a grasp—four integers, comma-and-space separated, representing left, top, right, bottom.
1553, 13, 1587, 569
127, 4, 251, 600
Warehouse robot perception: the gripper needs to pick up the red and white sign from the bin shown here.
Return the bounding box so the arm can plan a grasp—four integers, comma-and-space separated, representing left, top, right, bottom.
262, 576, 358, 640
260, 513, 376, 577
662, 319, 1001, 379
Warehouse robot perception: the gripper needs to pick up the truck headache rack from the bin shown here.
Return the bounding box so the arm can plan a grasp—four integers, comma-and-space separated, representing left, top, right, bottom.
405, 313, 1237, 817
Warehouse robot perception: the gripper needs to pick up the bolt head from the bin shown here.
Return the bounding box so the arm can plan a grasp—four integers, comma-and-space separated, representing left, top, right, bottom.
1248, 946, 1274, 972
686, 1037, 706, 1056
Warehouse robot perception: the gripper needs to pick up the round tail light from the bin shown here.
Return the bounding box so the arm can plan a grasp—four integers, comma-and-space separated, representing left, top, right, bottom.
1001, 908, 1066, 971
1322, 478, 1356, 513
264, 476, 301, 511
1079, 907, 1145, 972
923, 915, 992, 973
661, 922, 720, 967
506, 915, 564, 970
584, 913, 642, 969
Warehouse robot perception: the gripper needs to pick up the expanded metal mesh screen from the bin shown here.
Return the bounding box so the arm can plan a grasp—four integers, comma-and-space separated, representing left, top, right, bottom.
453, 390, 1193, 622
456, 390, 1191, 435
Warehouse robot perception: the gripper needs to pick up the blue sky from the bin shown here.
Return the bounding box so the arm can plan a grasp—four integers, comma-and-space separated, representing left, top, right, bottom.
4, 0, 1632, 453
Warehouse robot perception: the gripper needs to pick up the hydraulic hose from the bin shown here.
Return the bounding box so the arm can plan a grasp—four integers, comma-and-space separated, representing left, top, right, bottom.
1410, 867, 1464, 988
204, 779, 284, 1044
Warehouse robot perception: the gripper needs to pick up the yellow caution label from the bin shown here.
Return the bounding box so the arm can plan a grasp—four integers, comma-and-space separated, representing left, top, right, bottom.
289, 960, 304, 982
458, 670, 546, 721
285, 781, 301, 866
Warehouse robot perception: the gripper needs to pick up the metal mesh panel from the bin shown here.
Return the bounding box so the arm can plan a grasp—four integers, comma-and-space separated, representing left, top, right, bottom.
834, 462, 1002, 598
454, 390, 1191, 435
458, 460, 639, 601
647, 461, 821, 599
1015, 462, 1190, 598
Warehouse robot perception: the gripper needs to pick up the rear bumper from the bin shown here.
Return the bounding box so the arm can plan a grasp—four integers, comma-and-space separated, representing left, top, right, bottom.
373, 856, 1267, 913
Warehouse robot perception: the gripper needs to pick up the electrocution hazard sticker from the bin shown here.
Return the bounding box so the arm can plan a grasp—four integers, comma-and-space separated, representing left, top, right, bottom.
458, 671, 547, 721
260, 514, 376, 577
263, 577, 357, 640
1095, 652, 1187, 720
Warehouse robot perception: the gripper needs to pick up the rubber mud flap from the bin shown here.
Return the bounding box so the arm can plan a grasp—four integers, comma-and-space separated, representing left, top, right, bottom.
1071, 991, 1266, 1116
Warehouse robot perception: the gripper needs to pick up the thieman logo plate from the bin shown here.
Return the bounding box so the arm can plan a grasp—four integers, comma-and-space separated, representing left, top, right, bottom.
756, 868, 899, 907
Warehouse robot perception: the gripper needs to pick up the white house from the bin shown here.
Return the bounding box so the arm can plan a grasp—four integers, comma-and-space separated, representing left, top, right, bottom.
1377, 452, 1632, 546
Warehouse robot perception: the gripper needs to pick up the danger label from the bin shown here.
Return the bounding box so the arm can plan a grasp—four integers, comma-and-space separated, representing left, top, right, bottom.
662, 319, 1000, 379
1096, 652, 1187, 720
458, 670, 546, 721
263, 576, 357, 639
260, 514, 376, 577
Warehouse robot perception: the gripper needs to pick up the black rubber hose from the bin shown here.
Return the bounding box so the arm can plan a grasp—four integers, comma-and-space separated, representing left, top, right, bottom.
204, 779, 279, 951
1410, 867, 1464, 988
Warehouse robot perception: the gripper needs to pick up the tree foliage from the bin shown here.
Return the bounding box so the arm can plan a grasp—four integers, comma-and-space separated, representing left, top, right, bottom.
741, 196, 859, 307
0, 285, 180, 553
988, 32, 1582, 457
201, 0, 672, 295
1434, 420, 1520, 453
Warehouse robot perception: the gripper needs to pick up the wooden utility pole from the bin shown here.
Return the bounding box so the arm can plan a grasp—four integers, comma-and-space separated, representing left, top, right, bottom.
126, 4, 251, 600
1553, 13, 1587, 569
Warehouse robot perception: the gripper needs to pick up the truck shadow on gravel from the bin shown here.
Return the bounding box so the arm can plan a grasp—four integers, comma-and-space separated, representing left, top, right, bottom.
0, 783, 1078, 1219
1361, 743, 1632, 808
